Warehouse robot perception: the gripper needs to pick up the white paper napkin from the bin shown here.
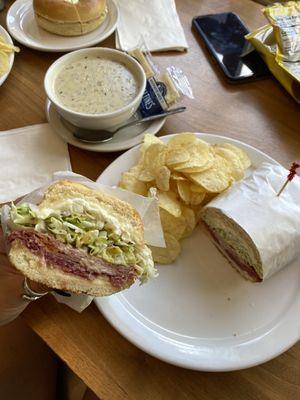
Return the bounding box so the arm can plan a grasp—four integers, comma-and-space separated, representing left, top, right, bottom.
115, 0, 188, 52
0, 123, 71, 203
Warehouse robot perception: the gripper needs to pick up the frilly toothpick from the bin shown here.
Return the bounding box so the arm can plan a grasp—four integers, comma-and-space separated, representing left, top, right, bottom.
277, 162, 300, 197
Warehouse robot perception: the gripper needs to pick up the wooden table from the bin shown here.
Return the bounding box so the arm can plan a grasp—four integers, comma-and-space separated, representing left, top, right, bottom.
1, 1, 300, 399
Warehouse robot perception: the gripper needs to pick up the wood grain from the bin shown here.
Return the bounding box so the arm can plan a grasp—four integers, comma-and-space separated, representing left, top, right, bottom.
24, 296, 300, 400
1, 0, 299, 399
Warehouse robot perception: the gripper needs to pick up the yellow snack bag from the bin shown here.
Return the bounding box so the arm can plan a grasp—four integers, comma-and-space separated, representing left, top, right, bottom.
263, 1, 300, 62
246, 1, 300, 103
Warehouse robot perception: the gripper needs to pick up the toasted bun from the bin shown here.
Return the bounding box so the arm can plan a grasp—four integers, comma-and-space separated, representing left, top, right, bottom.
33, 0, 107, 36
8, 180, 146, 296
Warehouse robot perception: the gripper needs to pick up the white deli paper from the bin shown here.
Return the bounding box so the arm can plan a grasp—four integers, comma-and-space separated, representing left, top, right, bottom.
1, 171, 164, 312
0, 124, 71, 203
115, 0, 188, 52
204, 162, 300, 280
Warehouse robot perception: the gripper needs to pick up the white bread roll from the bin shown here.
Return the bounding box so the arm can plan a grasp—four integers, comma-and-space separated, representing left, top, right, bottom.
33, 0, 107, 36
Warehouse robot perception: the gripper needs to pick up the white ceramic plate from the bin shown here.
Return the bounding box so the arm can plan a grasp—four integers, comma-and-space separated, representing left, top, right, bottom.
6, 0, 118, 52
45, 100, 166, 153
0, 25, 15, 87
94, 133, 300, 371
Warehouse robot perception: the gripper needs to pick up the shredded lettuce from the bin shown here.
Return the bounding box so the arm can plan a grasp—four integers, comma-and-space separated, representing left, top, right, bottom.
10, 203, 37, 226
10, 203, 154, 281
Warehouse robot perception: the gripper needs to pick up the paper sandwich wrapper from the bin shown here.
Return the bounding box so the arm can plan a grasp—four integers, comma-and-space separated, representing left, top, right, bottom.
1, 171, 164, 312
203, 162, 300, 280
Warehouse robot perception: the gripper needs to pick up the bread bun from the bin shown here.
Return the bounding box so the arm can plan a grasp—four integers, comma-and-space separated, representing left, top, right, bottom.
33, 0, 108, 36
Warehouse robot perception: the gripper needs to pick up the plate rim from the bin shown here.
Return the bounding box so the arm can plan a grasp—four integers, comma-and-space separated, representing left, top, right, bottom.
6, 0, 119, 52
0, 25, 15, 86
45, 99, 167, 153
94, 133, 300, 371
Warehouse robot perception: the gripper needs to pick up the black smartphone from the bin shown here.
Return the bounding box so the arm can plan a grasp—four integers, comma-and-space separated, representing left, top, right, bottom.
192, 12, 270, 82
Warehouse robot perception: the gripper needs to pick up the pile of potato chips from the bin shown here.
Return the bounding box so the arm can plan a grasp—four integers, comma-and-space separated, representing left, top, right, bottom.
0, 36, 20, 77
119, 133, 251, 264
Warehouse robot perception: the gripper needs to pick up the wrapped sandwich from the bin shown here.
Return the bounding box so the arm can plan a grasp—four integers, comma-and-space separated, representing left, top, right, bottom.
6, 181, 156, 296
201, 163, 300, 282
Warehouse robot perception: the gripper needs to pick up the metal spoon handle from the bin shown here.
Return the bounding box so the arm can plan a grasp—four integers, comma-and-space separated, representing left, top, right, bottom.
115, 106, 186, 132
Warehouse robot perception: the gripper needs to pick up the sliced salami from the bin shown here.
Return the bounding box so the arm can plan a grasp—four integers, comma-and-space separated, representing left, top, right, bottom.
9, 230, 136, 288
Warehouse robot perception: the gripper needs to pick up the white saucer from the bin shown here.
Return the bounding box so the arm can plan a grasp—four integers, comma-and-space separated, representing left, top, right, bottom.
95, 134, 300, 371
6, 0, 118, 52
0, 25, 15, 87
45, 100, 166, 153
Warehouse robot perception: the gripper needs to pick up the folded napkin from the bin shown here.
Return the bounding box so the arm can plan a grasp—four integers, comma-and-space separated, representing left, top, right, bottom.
115, 0, 188, 52
0, 123, 71, 203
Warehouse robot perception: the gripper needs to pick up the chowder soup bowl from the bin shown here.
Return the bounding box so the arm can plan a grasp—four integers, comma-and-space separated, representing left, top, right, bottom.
44, 47, 146, 131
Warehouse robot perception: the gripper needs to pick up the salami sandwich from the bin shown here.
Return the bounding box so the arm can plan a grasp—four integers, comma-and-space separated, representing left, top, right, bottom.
7, 181, 156, 296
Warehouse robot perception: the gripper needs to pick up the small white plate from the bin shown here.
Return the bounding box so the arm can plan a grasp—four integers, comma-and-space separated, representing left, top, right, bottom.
94, 133, 300, 371
45, 99, 166, 153
0, 25, 15, 87
6, 0, 118, 52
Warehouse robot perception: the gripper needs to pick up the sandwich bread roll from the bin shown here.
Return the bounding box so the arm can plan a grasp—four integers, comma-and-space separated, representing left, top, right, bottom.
33, 0, 108, 36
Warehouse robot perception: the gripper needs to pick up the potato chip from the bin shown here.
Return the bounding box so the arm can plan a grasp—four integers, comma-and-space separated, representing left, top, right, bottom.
173, 142, 213, 173
213, 147, 244, 180
177, 180, 191, 204
202, 193, 217, 206
150, 232, 181, 264
141, 133, 163, 153
119, 172, 148, 196
166, 147, 190, 166
159, 209, 186, 240
190, 191, 206, 205
143, 142, 166, 173
169, 178, 179, 196
128, 164, 154, 182
181, 206, 196, 238
189, 155, 231, 193
178, 165, 213, 174
157, 190, 181, 217
190, 184, 206, 193
167, 132, 197, 147
156, 166, 170, 191
214, 143, 251, 170
127, 164, 141, 179
138, 169, 155, 182
177, 180, 206, 205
